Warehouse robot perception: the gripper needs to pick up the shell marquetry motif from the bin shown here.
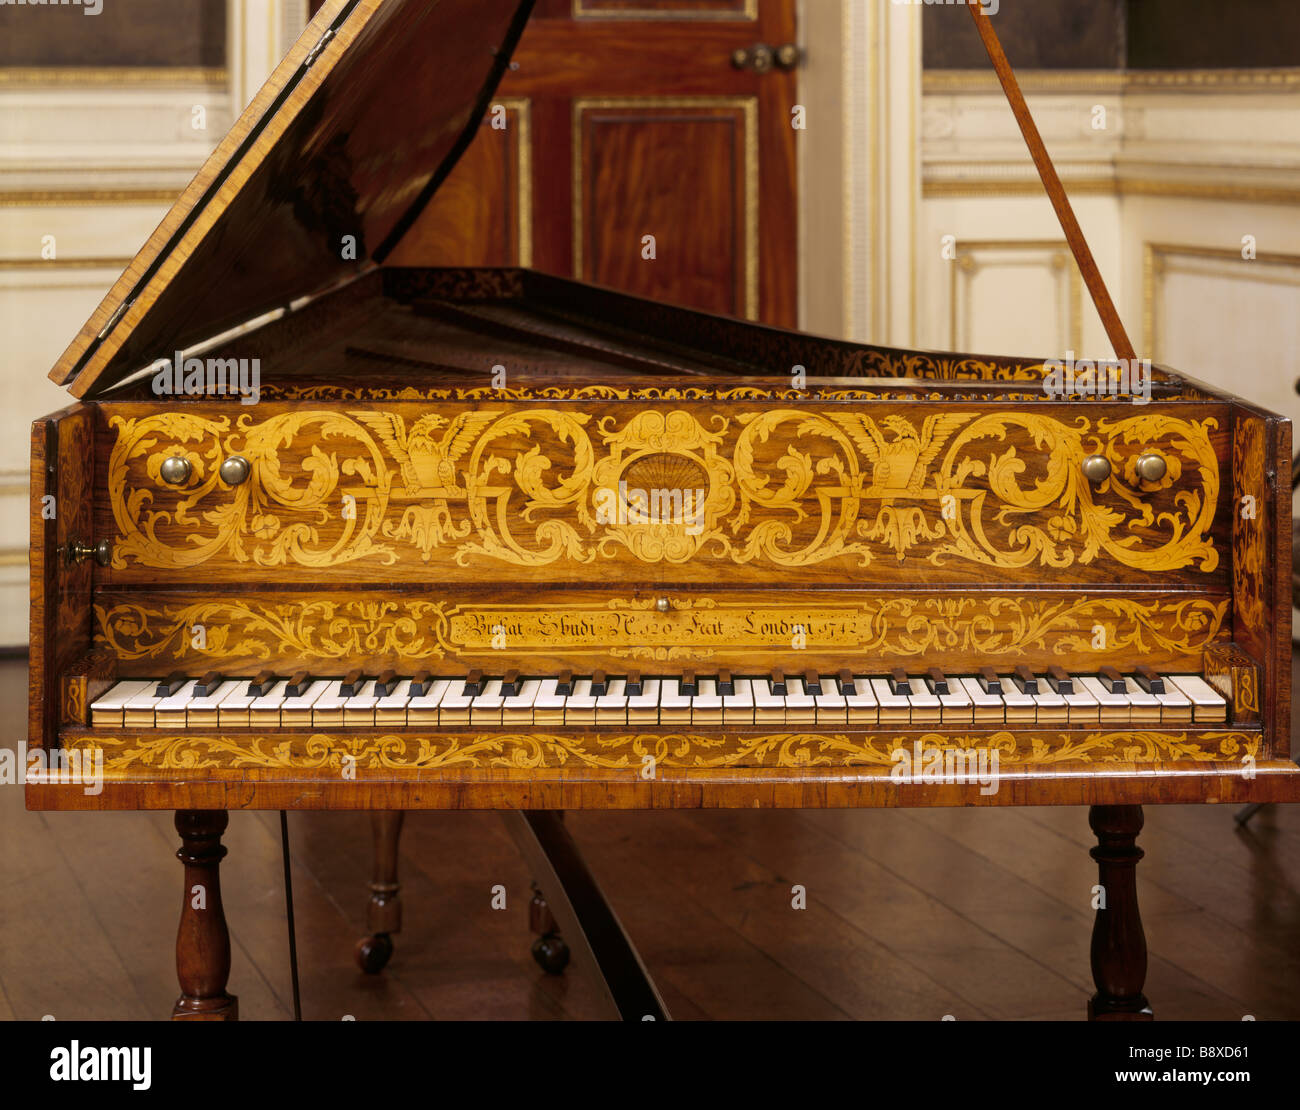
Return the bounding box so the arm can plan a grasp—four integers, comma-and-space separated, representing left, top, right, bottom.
105, 406, 1222, 575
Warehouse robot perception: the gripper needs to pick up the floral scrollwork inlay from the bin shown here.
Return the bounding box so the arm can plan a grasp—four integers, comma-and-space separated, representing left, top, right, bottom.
107, 406, 1222, 573
67, 729, 1259, 775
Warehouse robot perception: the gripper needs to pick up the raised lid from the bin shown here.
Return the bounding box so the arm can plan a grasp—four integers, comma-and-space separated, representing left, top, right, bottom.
49, 0, 534, 398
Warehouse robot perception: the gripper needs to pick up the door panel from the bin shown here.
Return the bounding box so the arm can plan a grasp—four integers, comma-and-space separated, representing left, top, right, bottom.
576, 100, 754, 317
389, 0, 797, 326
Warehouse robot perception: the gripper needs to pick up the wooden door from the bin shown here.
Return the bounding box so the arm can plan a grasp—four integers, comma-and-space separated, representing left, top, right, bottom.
382, 0, 799, 327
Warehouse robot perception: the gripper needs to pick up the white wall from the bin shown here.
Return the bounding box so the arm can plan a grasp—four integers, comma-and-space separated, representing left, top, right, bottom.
0, 0, 308, 647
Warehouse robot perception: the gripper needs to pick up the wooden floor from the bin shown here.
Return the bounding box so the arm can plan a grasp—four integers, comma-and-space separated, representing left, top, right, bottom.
3, 657, 1299, 1021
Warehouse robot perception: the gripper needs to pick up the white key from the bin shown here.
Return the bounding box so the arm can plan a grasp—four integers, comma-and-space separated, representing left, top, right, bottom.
469, 678, 504, 725
627, 678, 662, 725
659, 678, 691, 725
185, 678, 245, 725
310, 680, 349, 725
565, 679, 598, 724
504, 679, 542, 724
284, 679, 332, 725
345, 679, 381, 725
1077, 676, 1130, 723
1121, 677, 1162, 723
406, 679, 451, 725
1166, 675, 1228, 724
216, 680, 259, 725
959, 676, 1005, 724
869, 677, 911, 724
532, 678, 566, 724
155, 679, 199, 720
90, 679, 153, 726
904, 678, 942, 724
1032, 685, 1069, 723
1151, 681, 1192, 723
844, 677, 879, 725
691, 678, 724, 725
999, 676, 1037, 722
927, 677, 972, 724
596, 678, 628, 724
1062, 683, 1100, 723
784, 678, 817, 724
437, 680, 474, 725
250, 680, 292, 726
123, 683, 167, 727
814, 676, 847, 724
723, 678, 755, 724
753, 678, 787, 723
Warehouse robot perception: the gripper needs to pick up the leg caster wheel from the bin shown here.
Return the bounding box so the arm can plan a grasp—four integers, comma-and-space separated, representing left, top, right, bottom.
355, 933, 394, 974
531, 933, 570, 975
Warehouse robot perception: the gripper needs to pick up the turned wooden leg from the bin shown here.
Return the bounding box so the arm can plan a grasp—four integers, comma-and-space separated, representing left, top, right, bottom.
172, 810, 238, 1021
529, 881, 571, 975
1087, 804, 1152, 1021
355, 810, 404, 974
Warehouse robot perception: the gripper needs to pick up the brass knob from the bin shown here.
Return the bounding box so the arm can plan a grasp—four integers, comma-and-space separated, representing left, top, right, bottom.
68, 539, 111, 567
1081, 455, 1112, 484
774, 43, 801, 70
219, 455, 251, 486
655, 597, 672, 613
159, 455, 192, 486
731, 43, 773, 73
1136, 453, 1167, 483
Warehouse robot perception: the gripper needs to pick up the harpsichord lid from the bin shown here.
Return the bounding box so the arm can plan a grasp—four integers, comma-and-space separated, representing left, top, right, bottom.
49, 0, 535, 398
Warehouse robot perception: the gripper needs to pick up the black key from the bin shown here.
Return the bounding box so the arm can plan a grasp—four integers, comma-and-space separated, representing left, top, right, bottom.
837, 669, 856, 696
1098, 665, 1125, 694
501, 669, 521, 697
977, 667, 1002, 695
717, 668, 735, 697
680, 669, 698, 697
803, 669, 822, 696
408, 669, 432, 697
556, 669, 574, 697
590, 669, 607, 697
625, 669, 643, 697
769, 668, 787, 696
247, 669, 276, 697
1134, 664, 1165, 695
194, 670, 224, 698
463, 668, 484, 697
340, 668, 365, 697
1046, 665, 1073, 695
286, 670, 312, 697
1012, 665, 1038, 695
155, 671, 188, 698
926, 667, 949, 696
374, 669, 398, 697
888, 668, 912, 697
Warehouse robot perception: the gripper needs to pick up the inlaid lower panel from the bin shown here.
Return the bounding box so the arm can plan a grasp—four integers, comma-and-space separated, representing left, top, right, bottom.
60, 727, 1259, 775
